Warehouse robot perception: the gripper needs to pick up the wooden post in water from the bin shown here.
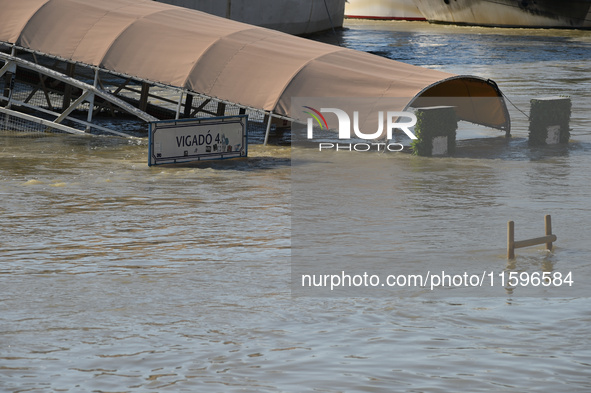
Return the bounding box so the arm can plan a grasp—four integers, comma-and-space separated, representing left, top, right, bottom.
545, 214, 553, 251
507, 220, 515, 259
507, 215, 557, 259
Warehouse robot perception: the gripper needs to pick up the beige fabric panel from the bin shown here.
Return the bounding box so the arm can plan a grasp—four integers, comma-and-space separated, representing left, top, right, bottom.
18, 0, 123, 59
0, 0, 48, 44
186, 30, 345, 111
275, 50, 454, 116
100, 10, 231, 87
73, 1, 173, 66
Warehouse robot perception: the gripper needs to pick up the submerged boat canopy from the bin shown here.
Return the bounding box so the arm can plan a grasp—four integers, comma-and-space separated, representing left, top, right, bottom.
0, 0, 510, 133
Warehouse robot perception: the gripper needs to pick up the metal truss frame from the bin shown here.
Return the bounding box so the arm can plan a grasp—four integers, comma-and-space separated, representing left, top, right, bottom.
1, 44, 293, 144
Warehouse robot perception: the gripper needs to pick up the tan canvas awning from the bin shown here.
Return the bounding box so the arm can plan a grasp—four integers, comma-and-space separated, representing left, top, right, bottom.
0, 0, 510, 132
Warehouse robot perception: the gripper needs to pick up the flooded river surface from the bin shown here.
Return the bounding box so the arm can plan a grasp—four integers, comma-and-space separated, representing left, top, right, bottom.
2, 21, 591, 392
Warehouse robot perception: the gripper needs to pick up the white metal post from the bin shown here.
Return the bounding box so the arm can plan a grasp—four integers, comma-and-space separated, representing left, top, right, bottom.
2, 62, 17, 109
175, 92, 184, 120
264, 111, 273, 146
86, 68, 99, 131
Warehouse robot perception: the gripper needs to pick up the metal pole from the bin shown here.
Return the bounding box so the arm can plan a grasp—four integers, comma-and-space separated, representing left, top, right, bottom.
1, 62, 16, 99
264, 111, 273, 146
216, 102, 226, 117
62, 62, 76, 110
5, 46, 16, 111
86, 68, 99, 131
184, 94, 193, 118
3, 72, 14, 104
139, 82, 150, 112
175, 92, 183, 120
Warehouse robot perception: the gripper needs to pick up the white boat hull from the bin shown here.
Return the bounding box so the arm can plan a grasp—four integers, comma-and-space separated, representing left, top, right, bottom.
345, 0, 425, 20
154, 0, 346, 35
413, 0, 591, 28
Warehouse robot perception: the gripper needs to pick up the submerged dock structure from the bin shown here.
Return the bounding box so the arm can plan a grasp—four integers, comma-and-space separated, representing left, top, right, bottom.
1, 0, 510, 142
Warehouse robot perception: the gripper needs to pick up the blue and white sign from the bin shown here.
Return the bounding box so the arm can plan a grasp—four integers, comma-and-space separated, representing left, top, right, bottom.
149, 115, 247, 166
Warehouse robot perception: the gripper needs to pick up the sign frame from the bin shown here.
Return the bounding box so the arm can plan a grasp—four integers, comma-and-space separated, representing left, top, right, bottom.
148, 115, 248, 166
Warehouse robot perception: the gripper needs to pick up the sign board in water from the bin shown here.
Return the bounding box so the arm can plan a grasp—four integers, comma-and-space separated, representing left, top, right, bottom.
149, 115, 247, 166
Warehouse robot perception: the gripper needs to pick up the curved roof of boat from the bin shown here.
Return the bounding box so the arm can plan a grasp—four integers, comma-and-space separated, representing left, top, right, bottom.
0, 0, 509, 130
